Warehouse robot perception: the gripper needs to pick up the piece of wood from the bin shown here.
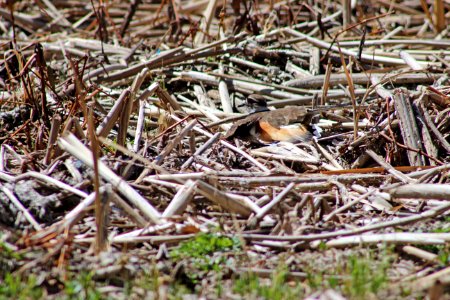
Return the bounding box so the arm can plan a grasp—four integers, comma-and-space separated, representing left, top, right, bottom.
393, 89, 426, 166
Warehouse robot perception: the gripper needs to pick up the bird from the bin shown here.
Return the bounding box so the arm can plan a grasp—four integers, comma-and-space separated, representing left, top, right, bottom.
225, 94, 317, 144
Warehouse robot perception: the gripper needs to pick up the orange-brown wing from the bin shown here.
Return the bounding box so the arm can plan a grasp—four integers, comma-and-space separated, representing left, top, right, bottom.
258, 121, 312, 142
225, 107, 316, 142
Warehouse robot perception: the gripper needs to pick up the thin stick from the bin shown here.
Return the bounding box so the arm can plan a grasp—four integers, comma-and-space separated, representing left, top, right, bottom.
43, 115, 61, 165
337, 45, 358, 140
58, 133, 162, 224
181, 132, 221, 170
341, 0, 351, 29
133, 100, 146, 152
171, 114, 270, 172
366, 150, 416, 184
434, 0, 445, 32
255, 183, 296, 220
237, 200, 450, 242
1, 187, 42, 230
155, 119, 198, 165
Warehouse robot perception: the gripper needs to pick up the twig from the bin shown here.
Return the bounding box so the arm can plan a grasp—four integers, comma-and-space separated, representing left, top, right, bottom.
181, 132, 221, 170
58, 133, 162, 224
366, 150, 416, 184
0, 187, 42, 230
389, 184, 450, 200
162, 180, 197, 217
155, 119, 198, 165
285, 28, 427, 66
171, 114, 270, 172
392, 89, 426, 166
255, 182, 296, 220
311, 232, 450, 248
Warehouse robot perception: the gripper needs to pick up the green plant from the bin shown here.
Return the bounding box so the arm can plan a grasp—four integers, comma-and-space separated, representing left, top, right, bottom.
125, 262, 165, 299
437, 249, 449, 265
299, 248, 394, 299
168, 283, 192, 300
170, 233, 241, 286
342, 252, 390, 299
0, 273, 43, 300
0, 240, 23, 276
432, 224, 450, 233
0, 241, 22, 261
306, 269, 323, 291
64, 271, 102, 300
171, 233, 241, 261
417, 244, 449, 266
233, 266, 303, 300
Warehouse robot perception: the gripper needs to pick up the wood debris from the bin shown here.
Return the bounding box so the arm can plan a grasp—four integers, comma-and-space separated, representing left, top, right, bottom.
0, 1, 449, 298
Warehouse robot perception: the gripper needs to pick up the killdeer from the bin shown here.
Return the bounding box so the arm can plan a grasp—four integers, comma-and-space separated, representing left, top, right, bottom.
225, 94, 317, 144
